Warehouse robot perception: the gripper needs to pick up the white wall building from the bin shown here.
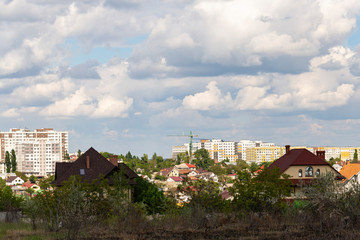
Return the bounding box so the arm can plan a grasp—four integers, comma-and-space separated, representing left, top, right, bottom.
0, 128, 68, 176
203, 139, 239, 163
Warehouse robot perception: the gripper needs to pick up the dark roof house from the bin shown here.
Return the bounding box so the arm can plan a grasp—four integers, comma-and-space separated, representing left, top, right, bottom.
52, 147, 138, 187
268, 145, 345, 196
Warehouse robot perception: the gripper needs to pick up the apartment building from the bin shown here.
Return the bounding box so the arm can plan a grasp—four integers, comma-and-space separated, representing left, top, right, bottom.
171, 142, 201, 160
202, 139, 239, 163
0, 128, 68, 176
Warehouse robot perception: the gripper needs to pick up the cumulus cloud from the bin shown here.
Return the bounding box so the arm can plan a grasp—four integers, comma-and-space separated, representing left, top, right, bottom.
182, 81, 232, 110
130, 0, 360, 78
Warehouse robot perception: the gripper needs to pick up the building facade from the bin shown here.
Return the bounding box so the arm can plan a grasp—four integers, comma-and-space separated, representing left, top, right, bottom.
0, 128, 68, 176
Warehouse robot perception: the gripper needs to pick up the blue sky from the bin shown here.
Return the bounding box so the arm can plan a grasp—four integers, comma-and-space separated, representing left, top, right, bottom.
1, 0, 360, 158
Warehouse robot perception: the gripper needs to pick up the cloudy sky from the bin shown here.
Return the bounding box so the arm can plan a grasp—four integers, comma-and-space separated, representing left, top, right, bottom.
1, 0, 360, 157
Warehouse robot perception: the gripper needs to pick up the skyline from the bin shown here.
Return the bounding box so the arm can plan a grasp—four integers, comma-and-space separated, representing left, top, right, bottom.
1, 1, 360, 158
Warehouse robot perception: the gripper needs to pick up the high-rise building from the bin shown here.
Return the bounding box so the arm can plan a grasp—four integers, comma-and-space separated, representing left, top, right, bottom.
0, 128, 68, 176
202, 139, 239, 163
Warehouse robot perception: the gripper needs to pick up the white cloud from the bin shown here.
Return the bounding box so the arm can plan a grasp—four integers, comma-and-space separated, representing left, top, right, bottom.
130, 0, 360, 77
182, 81, 232, 110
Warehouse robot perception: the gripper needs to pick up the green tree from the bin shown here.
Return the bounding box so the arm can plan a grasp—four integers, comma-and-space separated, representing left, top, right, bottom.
77, 149, 82, 158
353, 149, 358, 163
64, 150, 70, 160
29, 175, 37, 183
230, 167, 292, 213
180, 179, 226, 212
10, 149, 16, 172
134, 177, 168, 214
193, 148, 214, 170
5, 151, 11, 173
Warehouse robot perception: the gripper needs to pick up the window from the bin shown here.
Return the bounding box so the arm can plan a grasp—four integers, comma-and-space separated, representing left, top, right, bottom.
298, 169, 302, 177
305, 166, 313, 177
316, 169, 320, 177
80, 169, 85, 175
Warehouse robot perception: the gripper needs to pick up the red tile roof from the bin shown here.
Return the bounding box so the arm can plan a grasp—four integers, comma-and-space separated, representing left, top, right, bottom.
185, 163, 196, 168
269, 148, 330, 173
169, 176, 183, 182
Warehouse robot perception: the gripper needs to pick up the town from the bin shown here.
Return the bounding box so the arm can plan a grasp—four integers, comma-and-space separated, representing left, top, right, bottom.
1, 128, 360, 239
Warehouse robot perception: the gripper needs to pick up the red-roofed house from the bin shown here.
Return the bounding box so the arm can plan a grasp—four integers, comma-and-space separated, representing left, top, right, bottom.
268, 145, 345, 196
167, 176, 183, 183
185, 163, 196, 170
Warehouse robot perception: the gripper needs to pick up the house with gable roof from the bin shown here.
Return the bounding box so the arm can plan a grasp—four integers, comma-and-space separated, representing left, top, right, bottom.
268, 145, 345, 196
339, 163, 360, 190
6, 176, 24, 186
52, 147, 139, 199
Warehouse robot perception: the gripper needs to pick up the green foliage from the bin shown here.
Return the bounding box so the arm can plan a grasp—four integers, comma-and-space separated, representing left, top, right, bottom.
231, 167, 292, 213
327, 157, 340, 166
155, 175, 166, 181
15, 171, 28, 182
5, 151, 11, 173
134, 177, 169, 214
29, 175, 37, 183
10, 149, 16, 173
353, 149, 358, 163
77, 149, 82, 158
180, 179, 227, 212
38, 175, 55, 190
0, 179, 5, 190
64, 150, 70, 160
193, 149, 214, 170
0, 186, 23, 211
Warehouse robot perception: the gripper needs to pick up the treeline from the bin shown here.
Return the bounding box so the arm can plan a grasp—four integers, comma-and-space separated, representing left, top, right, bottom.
2, 167, 360, 239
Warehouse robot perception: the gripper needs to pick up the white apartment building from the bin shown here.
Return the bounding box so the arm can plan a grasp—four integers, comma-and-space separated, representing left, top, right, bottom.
171, 142, 201, 159
0, 128, 68, 176
203, 139, 239, 163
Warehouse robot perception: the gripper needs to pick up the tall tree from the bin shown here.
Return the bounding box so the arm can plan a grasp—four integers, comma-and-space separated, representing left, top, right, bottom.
10, 149, 16, 173
354, 149, 358, 163
77, 149, 82, 158
64, 150, 70, 160
5, 151, 11, 173
193, 149, 214, 170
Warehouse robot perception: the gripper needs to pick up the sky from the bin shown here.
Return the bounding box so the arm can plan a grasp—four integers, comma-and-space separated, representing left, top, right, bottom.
1, 0, 360, 158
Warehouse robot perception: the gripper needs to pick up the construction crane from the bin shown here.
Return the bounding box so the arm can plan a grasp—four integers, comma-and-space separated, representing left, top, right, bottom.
168, 131, 199, 160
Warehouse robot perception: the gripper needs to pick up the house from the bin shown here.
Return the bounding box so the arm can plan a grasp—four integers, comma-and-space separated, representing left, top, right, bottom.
184, 163, 196, 170
167, 176, 183, 183
22, 181, 41, 191
339, 163, 360, 190
52, 147, 139, 199
268, 145, 345, 197
226, 173, 237, 180
6, 176, 24, 186
199, 172, 218, 182
158, 167, 179, 177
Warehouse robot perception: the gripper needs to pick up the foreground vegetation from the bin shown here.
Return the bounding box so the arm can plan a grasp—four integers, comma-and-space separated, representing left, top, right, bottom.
1, 168, 360, 239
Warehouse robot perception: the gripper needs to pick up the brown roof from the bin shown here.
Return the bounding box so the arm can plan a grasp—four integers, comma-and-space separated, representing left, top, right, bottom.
52, 147, 138, 186
269, 148, 330, 173
6, 176, 19, 182
159, 167, 173, 176
179, 169, 192, 175
339, 163, 360, 180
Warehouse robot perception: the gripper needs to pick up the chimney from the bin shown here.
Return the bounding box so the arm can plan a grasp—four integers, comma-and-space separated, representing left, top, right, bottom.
86, 156, 90, 169
316, 151, 325, 160
109, 155, 119, 167
285, 145, 290, 154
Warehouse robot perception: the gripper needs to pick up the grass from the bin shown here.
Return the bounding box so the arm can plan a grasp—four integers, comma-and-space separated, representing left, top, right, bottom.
0, 222, 66, 240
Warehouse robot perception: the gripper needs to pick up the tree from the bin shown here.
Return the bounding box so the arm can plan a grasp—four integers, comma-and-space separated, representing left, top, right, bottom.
10, 149, 16, 172
29, 175, 37, 183
77, 149, 82, 158
353, 149, 358, 163
193, 149, 214, 170
230, 167, 292, 213
134, 177, 169, 214
5, 151, 11, 173
64, 150, 70, 160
